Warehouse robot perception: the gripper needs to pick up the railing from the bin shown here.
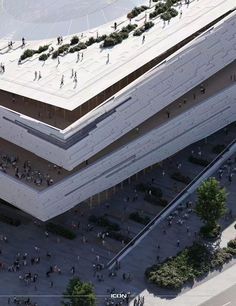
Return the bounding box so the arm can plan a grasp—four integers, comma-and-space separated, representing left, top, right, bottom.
106, 136, 236, 268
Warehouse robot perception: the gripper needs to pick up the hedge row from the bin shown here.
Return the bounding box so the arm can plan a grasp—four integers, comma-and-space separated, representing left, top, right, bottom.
0, 214, 21, 226
150, 2, 178, 20
129, 212, 150, 225
88, 215, 120, 231
127, 6, 149, 19
20, 45, 49, 61
103, 24, 137, 48
171, 172, 191, 184
146, 242, 236, 289
133, 21, 154, 36
188, 156, 210, 167
46, 222, 76, 240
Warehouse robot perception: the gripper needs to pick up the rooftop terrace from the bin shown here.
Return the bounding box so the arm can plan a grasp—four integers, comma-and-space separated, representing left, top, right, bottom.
0, 57, 234, 190
0, 0, 234, 112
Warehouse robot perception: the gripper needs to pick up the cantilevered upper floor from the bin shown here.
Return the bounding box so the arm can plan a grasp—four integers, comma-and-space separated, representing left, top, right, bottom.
0, 0, 235, 116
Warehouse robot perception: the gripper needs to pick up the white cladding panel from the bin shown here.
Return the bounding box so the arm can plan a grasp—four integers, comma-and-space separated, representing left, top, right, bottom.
0, 84, 235, 220
0, 14, 235, 170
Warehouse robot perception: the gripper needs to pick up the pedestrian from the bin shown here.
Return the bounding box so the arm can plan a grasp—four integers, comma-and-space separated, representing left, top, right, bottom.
142, 35, 145, 44
81, 52, 84, 60
107, 53, 110, 63
38, 71, 41, 79
60, 75, 64, 87
77, 52, 80, 62
34, 71, 37, 80
57, 57, 60, 65
177, 239, 180, 247
114, 22, 117, 30
166, 110, 170, 118
22, 37, 25, 46
71, 69, 74, 78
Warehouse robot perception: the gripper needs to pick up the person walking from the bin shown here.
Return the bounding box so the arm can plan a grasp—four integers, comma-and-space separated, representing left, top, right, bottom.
60, 75, 64, 87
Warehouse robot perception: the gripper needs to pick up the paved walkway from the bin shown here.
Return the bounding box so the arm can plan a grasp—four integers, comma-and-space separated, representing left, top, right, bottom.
0, 124, 235, 306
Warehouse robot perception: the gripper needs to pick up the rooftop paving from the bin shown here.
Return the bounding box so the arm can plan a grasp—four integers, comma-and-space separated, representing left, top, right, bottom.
0, 0, 234, 110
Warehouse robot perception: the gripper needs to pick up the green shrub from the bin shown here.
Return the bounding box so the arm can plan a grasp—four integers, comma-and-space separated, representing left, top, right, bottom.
46, 222, 76, 240
133, 22, 154, 36
133, 29, 143, 36
39, 53, 49, 61
144, 21, 154, 30
129, 212, 150, 225
95, 35, 107, 43
37, 45, 49, 53
0, 214, 21, 226
64, 278, 96, 306
20, 49, 35, 61
171, 172, 191, 184
58, 44, 70, 54
69, 42, 87, 53
146, 242, 234, 290
199, 224, 221, 239
52, 50, 59, 59
226, 247, 236, 256
70, 35, 79, 45
168, 7, 178, 17
227, 239, 236, 249
85, 37, 96, 46
188, 156, 210, 167
127, 5, 148, 19
20, 45, 49, 61
161, 11, 172, 21
103, 32, 123, 47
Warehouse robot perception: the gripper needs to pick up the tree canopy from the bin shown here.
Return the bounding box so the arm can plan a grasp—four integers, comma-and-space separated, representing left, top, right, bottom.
64, 278, 96, 306
195, 177, 227, 229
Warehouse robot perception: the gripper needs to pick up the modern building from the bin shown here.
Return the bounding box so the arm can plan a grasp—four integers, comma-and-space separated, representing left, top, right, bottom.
0, 0, 235, 220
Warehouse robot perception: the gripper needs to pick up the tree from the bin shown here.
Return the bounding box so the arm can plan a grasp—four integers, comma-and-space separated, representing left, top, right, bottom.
195, 178, 227, 237
63, 278, 96, 306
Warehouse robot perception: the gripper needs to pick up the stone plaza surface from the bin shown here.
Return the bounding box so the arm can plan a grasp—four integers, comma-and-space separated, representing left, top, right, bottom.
0, 123, 235, 305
